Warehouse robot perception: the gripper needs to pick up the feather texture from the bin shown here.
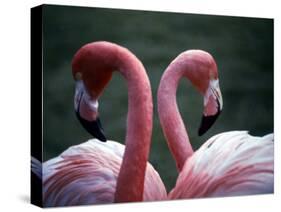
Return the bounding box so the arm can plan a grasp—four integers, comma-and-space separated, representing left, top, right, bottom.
169, 131, 274, 199
39, 139, 166, 206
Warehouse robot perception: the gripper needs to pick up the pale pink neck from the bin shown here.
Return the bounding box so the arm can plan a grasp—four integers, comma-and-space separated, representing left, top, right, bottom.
158, 58, 194, 172
112, 45, 153, 202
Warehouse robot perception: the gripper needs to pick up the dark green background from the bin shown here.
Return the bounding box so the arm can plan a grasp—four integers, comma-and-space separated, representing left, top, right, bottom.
42, 5, 273, 191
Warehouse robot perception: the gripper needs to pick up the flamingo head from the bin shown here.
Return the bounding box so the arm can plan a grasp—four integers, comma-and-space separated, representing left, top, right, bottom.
181, 50, 223, 136
71, 43, 114, 142
198, 76, 223, 136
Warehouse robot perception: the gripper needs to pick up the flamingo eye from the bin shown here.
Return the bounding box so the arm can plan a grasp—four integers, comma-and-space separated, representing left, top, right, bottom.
74, 72, 83, 81
209, 71, 214, 78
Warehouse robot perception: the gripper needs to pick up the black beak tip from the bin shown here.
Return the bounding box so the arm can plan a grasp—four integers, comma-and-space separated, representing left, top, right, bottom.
76, 112, 107, 142
198, 127, 205, 136
94, 129, 107, 142
90, 129, 107, 142
87, 117, 107, 142
198, 111, 221, 136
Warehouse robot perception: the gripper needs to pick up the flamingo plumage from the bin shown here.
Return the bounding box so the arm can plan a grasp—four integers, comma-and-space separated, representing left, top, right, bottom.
157, 50, 274, 198
32, 41, 166, 207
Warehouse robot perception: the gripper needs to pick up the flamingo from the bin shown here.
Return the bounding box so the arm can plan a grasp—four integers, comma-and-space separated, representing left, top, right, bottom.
157, 50, 274, 199
33, 41, 167, 207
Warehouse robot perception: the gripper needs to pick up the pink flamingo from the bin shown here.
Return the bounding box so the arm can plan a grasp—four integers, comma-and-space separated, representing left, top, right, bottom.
157, 50, 274, 198
36, 41, 167, 206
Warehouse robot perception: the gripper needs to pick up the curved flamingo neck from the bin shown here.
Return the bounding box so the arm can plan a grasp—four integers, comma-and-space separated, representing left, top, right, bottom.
73, 42, 152, 202
157, 57, 194, 172
113, 45, 153, 202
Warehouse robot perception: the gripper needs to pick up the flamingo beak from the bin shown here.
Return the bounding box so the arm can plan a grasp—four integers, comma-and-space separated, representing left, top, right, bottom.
198, 79, 223, 136
74, 81, 107, 142
76, 112, 107, 142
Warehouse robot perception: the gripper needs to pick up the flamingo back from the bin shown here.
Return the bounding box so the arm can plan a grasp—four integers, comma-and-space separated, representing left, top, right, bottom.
169, 131, 274, 199
42, 139, 166, 206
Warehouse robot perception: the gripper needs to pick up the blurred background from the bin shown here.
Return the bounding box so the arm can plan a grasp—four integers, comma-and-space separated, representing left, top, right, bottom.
42, 5, 273, 191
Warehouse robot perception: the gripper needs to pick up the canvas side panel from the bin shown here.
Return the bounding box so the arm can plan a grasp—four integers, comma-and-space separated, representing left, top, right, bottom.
31, 5, 43, 208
